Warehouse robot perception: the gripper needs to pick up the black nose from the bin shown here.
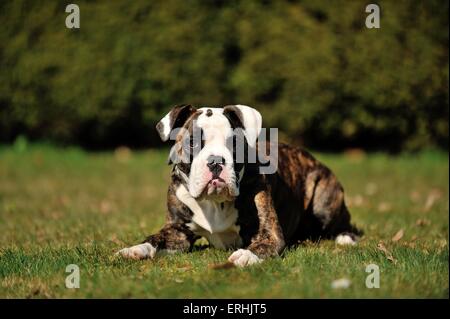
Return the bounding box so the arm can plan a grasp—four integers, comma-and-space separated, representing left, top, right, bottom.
207, 155, 225, 177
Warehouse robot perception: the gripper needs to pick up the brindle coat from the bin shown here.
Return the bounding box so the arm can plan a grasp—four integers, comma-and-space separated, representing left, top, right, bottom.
144, 135, 360, 259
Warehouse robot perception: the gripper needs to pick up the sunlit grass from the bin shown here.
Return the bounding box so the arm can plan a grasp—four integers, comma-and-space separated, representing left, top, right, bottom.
0, 145, 448, 298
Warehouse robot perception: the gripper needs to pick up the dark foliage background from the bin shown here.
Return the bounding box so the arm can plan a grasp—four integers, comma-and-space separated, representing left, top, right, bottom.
0, 0, 448, 151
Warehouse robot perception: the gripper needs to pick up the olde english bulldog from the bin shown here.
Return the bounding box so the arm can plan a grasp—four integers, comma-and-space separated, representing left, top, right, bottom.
117, 104, 361, 267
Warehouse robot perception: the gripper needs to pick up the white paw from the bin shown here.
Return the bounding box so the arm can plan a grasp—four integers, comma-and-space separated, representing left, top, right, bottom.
228, 249, 262, 267
115, 243, 157, 260
335, 234, 357, 246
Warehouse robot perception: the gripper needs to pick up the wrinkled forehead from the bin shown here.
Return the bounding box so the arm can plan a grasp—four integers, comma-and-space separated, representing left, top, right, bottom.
194, 107, 232, 139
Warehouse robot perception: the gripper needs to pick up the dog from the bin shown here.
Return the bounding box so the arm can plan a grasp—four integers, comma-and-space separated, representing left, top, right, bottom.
117, 104, 361, 267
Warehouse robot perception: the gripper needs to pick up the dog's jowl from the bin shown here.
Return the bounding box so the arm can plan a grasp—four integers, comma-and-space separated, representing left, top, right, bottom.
117, 104, 361, 267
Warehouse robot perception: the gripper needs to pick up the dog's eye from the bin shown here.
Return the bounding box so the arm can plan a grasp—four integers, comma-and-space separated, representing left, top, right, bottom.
190, 137, 200, 149
183, 131, 203, 153
182, 137, 194, 150
182, 129, 204, 158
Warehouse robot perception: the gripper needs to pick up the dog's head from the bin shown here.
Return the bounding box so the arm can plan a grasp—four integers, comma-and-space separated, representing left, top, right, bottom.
156, 104, 262, 202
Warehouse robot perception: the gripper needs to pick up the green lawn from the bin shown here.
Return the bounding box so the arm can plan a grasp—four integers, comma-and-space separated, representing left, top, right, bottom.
0, 144, 448, 298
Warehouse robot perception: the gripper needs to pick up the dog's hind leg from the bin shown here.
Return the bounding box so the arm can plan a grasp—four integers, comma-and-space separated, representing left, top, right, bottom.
116, 223, 197, 260
307, 167, 362, 245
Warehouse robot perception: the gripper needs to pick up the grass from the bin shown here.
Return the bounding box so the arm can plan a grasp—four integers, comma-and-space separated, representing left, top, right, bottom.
0, 144, 448, 298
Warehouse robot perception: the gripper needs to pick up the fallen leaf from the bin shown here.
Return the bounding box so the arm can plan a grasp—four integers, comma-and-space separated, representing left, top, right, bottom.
423, 189, 442, 212
291, 267, 301, 274
377, 202, 392, 213
377, 241, 397, 264
176, 265, 192, 272
139, 220, 147, 229
114, 146, 132, 163
49, 211, 62, 220
407, 242, 416, 248
208, 262, 235, 270
416, 218, 431, 227
58, 195, 70, 207
344, 148, 366, 162
100, 200, 112, 214
365, 183, 378, 196
409, 191, 421, 203
348, 195, 365, 208
139, 264, 150, 272
438, 239, 448, 249
109, 234, 124, 245
392, 229, 404, 242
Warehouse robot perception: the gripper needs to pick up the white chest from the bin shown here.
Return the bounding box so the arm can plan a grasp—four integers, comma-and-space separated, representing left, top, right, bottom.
175, 185, 242, 250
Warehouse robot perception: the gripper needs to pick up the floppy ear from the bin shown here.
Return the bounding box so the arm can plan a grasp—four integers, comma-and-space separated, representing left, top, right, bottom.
156, 104, 197, 142
223, 104, 262, 148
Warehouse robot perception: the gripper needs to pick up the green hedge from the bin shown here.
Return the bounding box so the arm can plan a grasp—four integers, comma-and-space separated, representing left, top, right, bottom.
0, 0, 448, 150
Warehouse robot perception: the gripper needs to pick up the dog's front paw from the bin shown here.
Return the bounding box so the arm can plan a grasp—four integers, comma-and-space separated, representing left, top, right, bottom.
115, 243, 157, 260
228, 249, 262, 267
335, 234, 357, 246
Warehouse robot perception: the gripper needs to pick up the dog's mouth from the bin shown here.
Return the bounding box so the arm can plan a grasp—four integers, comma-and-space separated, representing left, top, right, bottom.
206, 177, 227, 195
208, 177, 225, 187
197, 177, 236, 202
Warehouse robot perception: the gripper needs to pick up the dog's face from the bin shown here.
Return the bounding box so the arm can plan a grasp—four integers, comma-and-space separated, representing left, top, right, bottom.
156, 104, 262, 202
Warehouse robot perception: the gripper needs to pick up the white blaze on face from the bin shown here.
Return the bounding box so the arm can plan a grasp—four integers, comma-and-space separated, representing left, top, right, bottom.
188, 108, 237, 200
